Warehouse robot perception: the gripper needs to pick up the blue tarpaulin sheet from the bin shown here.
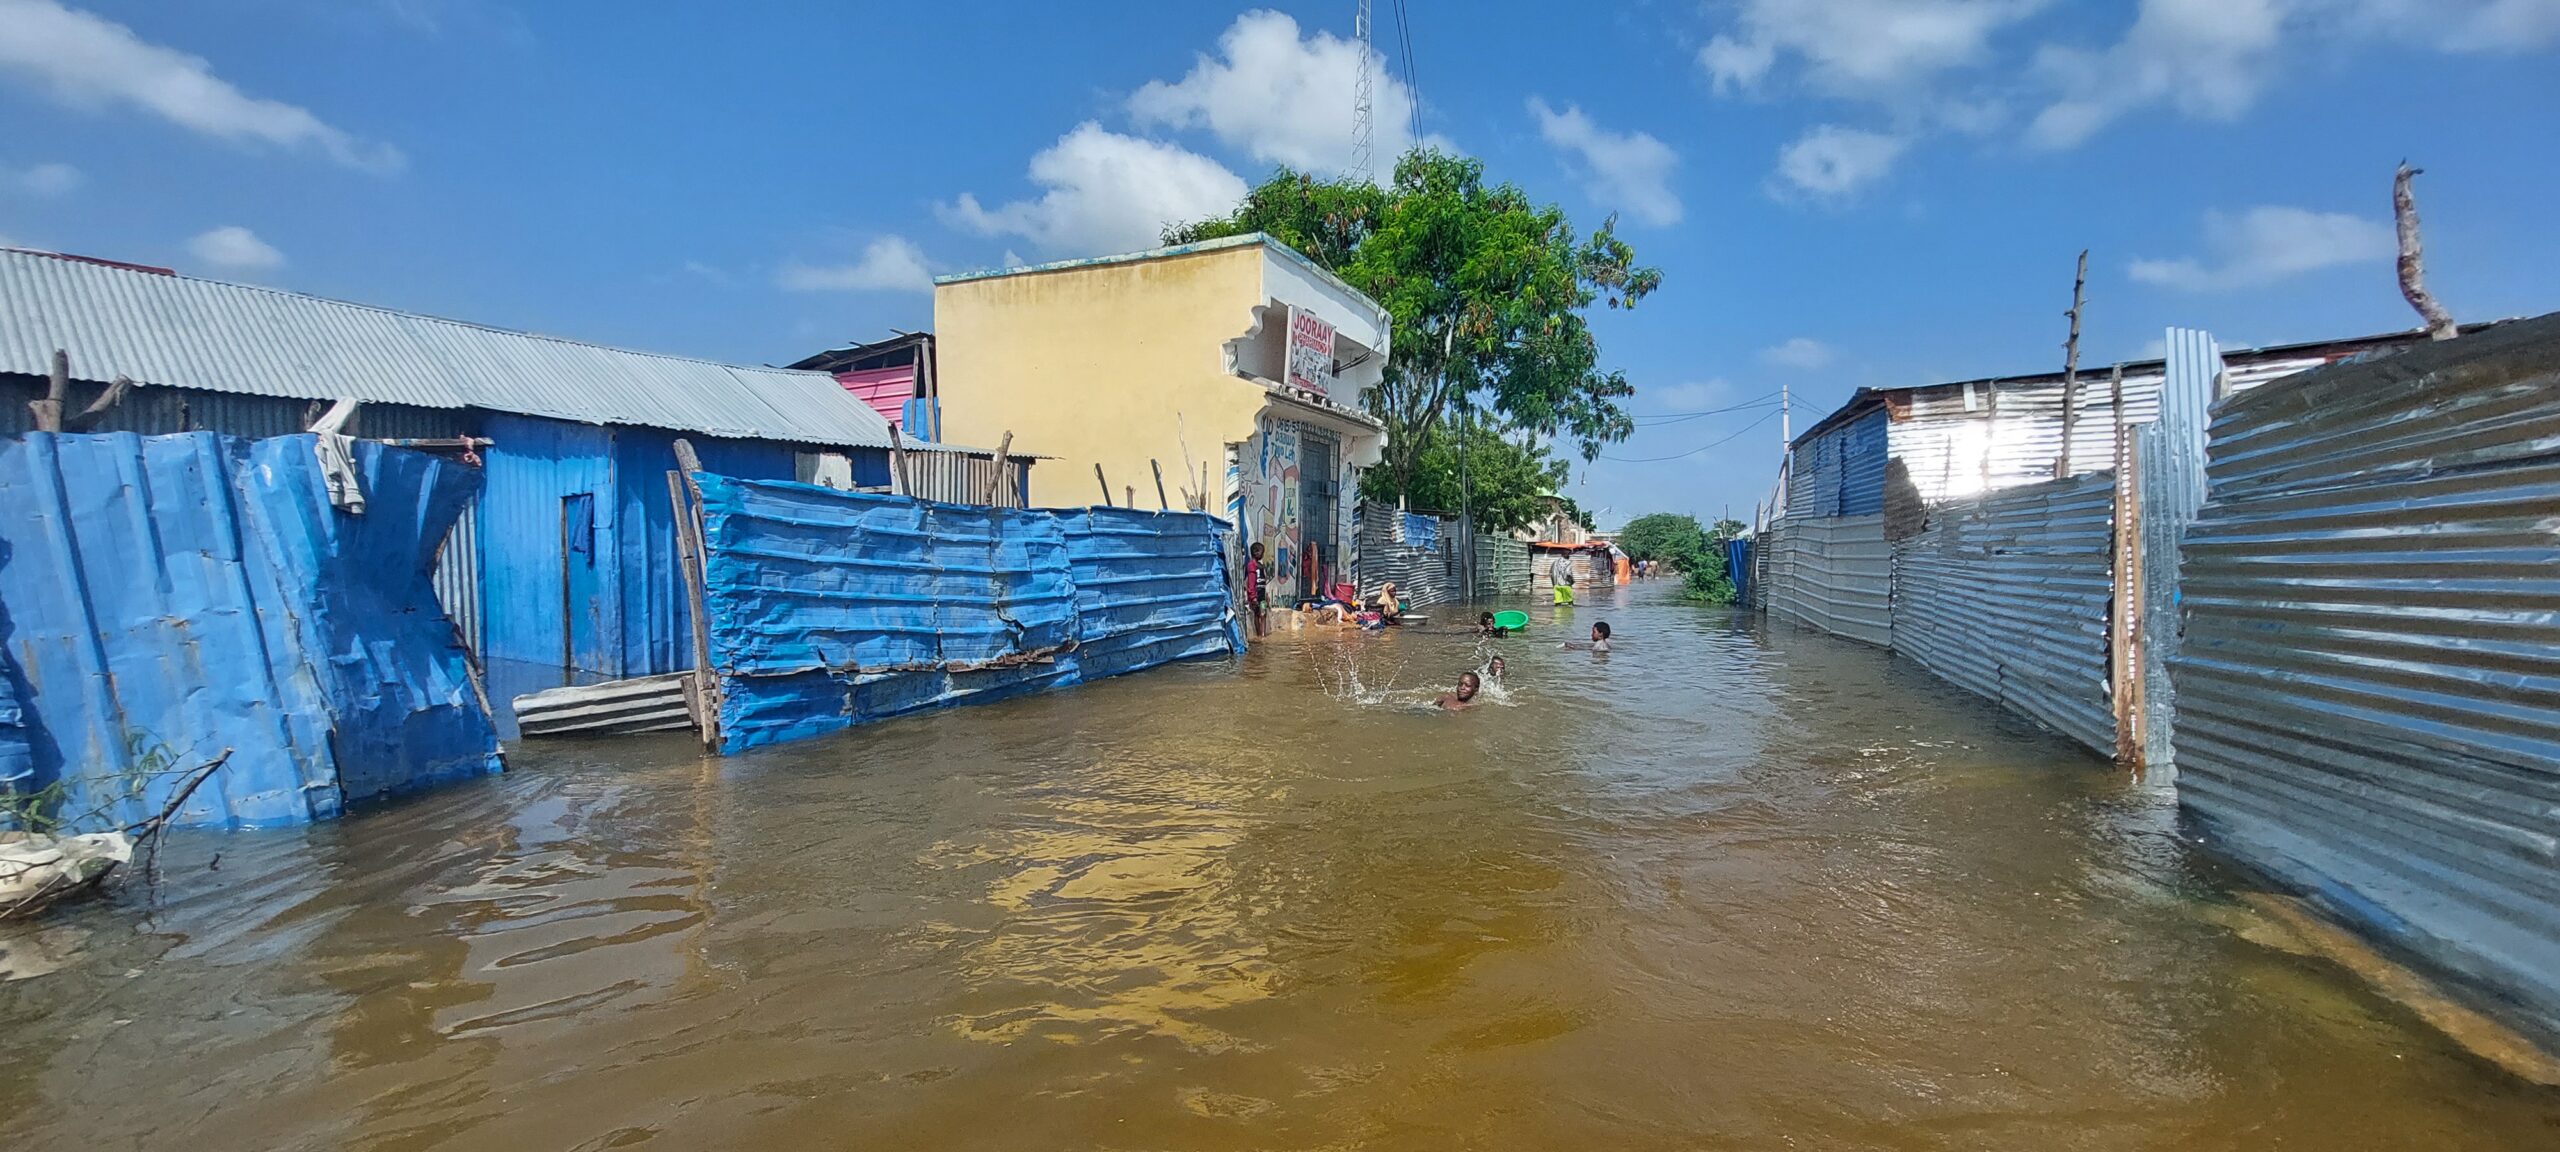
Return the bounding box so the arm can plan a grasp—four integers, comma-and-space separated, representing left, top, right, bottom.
694, 476, 1241, 753
0, 432, 501, 831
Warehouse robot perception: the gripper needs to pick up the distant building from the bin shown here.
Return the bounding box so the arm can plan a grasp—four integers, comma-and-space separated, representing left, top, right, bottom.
787, 331, 941, 438
0, 247, 1017, 697
927, 234, 1391, 601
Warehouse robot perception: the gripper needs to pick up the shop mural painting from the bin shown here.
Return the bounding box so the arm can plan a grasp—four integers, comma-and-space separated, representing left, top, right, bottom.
1251, 419, 1303, 600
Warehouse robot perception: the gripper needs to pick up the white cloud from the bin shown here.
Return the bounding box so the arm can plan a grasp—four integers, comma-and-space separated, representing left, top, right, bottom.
1699, 0, 2045, 96
1762, 338, 1838, 370
1128, 9, 1422, 180
938, 122, 1247, 258
5, 161, 80, 196
1528, 98, 1682, 227
2127, 206, 2396, 291
1772, 125, 1907, 198
0, 1, 402, 171
2317, 0, 2560, 51
2026, 0, 2286, 149
187, 225, 283, 271
1643, 379, 1736, 412
778, 236, 935, 294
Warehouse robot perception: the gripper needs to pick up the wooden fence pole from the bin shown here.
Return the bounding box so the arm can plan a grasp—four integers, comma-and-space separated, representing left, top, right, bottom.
1150, 459, 1169, 510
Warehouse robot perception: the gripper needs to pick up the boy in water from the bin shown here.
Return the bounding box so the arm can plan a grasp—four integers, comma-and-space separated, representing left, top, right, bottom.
1477, 611, 1499, 635
1436, 671, 1482, 710
1549, 553, 1576, 606
1563, 621, 1612, 652
1486, 655, 1507, 681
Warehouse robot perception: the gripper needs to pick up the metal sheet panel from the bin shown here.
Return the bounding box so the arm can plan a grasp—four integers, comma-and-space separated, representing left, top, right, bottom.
1892, 472, 2119, 756
434, 501, 481, 657
1474, 536, 1530, 597
1887, 372, 2165, 506
1357, 503, 1456, 607
1065, 507, 1243, 681
0, 248, 891, 447
2171, 314, 2560, 1048
1765, 514, 1890, 648
476, 415, 617, 674
0, 432, 499, 830
694, 477, 1237, 753
2134, 328, 2223, 772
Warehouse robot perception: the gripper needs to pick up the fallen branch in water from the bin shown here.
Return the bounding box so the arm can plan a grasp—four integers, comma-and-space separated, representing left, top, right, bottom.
0, 747, 233, 920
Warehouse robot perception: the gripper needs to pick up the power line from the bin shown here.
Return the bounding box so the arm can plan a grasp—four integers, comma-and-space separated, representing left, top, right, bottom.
1602, 410, 1782, 463
1628, 390, 1783, 424
1392, 0, 1420, 148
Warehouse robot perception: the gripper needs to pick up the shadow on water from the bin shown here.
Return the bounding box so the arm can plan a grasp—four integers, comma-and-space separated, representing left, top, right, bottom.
2, 582, 2556, 1150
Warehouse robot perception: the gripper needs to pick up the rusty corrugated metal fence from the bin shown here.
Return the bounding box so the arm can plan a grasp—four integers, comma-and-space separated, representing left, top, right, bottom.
1892, 472, 2119, 756
2171, 315, 2560, 1049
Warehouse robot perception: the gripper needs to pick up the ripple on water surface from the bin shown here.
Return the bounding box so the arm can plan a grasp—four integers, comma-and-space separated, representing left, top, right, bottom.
2, 584, 2556, 1150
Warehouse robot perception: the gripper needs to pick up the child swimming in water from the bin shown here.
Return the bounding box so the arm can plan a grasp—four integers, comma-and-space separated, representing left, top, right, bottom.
1562, 621, 1611, 653
1436, 671, 1482, 710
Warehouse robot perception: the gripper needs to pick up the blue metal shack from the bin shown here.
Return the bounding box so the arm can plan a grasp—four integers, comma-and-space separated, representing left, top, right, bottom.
0, 247, 905, 695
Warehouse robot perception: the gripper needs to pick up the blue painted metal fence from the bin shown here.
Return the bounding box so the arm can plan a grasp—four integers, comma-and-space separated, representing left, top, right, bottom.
693, 476, 1241, 753
0, 432, 501, 831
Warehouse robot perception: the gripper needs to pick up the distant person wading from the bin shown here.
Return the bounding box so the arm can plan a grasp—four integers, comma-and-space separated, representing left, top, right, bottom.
1550, 553, 1576, 606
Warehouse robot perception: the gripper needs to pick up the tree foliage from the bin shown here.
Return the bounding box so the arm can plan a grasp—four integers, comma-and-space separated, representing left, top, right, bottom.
1362, 418, 1574, 535
1167, 150, 1660, 500
1616, 512, 1707, 564
1612, 513, 1750, 604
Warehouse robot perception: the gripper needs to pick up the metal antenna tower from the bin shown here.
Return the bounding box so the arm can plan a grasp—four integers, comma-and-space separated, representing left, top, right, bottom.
1351, 0, 1375, 182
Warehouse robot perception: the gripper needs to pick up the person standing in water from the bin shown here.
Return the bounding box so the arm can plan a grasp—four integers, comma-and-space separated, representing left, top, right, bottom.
1563, 621, 1611, 652
1436, 671, 1482, 710
1550, 552, 1576, 606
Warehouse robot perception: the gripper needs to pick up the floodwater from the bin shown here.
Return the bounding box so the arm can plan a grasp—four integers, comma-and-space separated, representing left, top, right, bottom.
4, 584, 2556, 1150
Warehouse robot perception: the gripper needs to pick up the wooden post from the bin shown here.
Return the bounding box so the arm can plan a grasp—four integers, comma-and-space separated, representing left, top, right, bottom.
1125, 485, 1135, 508
30, 348, 68, 433
1095, 463, 1113, 506
1150, 459, 1169, 510
2058, 249, 2087, 479
887, 423, 912, 497
2393, 162, 2458, 341
2109, 363, 2126, 444
981, 431, 1013, 506
668, 441, 721, 753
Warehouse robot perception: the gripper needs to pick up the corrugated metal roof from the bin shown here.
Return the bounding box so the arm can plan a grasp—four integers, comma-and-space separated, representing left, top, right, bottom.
0, 247, 892, 448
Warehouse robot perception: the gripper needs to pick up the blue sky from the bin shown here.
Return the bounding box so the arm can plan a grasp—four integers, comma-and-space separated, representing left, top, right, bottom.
2, 1, 2555, 525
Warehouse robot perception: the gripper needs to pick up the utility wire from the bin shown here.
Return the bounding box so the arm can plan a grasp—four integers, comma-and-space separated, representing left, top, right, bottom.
1602, 410, 1781, 463
1629, 391, 1783, 425
1392, 0, 1421, 147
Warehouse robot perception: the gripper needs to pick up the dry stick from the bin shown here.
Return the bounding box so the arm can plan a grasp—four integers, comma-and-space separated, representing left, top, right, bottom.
129, 747, 235, 890
1125, 485, 1135, 509
2394, 162, 2458, 341
2058, 249, 2088, 479
981, 431, 1013, 506
1094, 463, 1113, 506
1150, 459, 1169, 510
886, 423, 912, 497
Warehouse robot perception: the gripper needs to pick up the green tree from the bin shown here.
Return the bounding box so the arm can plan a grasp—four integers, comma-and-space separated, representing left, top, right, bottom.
1680, 518, 1752, 604
1167, 150, 1661, 499
1616, 512, 1706, 565
1359, 419, 1574, 534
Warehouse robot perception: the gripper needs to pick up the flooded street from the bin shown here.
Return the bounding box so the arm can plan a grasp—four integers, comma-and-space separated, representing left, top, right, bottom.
3, 583, 2554, 1150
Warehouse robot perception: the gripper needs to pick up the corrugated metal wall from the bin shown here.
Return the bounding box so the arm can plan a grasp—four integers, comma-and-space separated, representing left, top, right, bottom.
434, 503, 481, 656
1764, 514, 1890, 647
2134, 328, 2222, 772
0, 432, 499, 829
1474, 536, 1530, 598
692, 476, 1240, 753
1892, 472, 2119, 756
902, 447, 1034, 508
2171, 315, 2560, 1049
1887, 372, 2167, 505
1357, 503, 1458, 606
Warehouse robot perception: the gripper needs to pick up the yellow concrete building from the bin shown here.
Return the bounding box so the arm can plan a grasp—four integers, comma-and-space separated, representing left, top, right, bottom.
933, 234, 1390, 601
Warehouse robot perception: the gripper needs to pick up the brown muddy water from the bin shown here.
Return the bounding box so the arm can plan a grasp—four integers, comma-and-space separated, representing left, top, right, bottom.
3, 583, 2556, 1150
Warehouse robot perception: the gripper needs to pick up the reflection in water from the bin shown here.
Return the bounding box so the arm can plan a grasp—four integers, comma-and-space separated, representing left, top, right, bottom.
1, 584, 2556, 1151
